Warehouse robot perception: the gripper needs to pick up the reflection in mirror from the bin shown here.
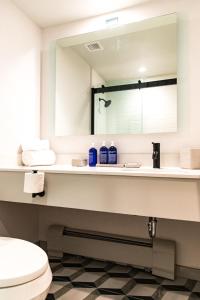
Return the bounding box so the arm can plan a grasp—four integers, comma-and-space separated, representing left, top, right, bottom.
51, 13, 177, 136
93, 79, 177, 134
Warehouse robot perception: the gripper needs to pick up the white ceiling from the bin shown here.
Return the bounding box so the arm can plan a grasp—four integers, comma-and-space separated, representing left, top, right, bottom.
12, 0, 151, 28
70, 23, 176, 82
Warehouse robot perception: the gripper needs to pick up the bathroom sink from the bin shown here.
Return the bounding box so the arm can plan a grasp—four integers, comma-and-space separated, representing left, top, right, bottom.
121, 167, 196, 174
122, 167, 165, 172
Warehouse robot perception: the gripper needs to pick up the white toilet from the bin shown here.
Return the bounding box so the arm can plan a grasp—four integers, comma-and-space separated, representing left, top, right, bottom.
0, 237, 52, 300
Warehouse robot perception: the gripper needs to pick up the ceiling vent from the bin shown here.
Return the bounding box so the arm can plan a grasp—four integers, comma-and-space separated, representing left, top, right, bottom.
85, 41, 104, 52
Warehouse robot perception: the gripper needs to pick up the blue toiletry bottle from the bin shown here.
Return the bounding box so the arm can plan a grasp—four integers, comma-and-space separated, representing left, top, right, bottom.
108, 141, 117, 164
89, 143, 97, 167
99, 141, 108, 164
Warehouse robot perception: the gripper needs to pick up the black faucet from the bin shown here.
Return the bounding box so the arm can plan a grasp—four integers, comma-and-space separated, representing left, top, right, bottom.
152, 142, 160, 168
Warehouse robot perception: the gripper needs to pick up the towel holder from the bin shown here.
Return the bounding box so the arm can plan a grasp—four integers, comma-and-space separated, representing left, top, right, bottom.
31, 170, 45, 198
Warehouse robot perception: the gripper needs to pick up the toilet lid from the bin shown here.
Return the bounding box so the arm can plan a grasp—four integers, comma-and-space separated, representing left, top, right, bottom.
0, 237, 49, 288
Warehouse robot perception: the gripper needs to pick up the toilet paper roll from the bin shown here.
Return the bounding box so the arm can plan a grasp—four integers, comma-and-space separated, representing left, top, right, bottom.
24, 172, 44, 194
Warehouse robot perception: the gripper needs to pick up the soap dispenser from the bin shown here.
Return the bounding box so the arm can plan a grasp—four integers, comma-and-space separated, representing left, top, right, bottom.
99, 141, 108, 164
89, 143, 97, 167
108, 141, 117, 164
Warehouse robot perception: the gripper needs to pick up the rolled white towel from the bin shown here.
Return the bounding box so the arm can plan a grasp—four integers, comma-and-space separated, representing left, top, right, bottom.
22, 150, 56, 166
21, 139, 50, 151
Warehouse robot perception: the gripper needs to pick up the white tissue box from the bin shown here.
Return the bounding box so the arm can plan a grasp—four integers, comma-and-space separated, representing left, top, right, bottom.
180, 147, 200, 169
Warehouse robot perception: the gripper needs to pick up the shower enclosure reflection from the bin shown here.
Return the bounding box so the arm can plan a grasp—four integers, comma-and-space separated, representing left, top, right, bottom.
93, 79, 177, 135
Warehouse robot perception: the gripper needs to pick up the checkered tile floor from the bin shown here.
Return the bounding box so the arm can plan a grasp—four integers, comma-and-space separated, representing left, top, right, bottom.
47, 254, 200, 300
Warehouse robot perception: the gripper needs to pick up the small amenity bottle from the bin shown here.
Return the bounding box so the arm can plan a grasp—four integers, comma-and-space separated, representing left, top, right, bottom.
99, 141, 108, 164
89, 143, 97, 167
108, 141, 117, 164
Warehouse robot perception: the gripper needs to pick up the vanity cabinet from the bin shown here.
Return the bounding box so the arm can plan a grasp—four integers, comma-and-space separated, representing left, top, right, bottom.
0, 168, 199, 222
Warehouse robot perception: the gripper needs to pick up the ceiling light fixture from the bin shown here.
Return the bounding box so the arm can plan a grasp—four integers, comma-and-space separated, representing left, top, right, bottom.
139, 66, 147, 73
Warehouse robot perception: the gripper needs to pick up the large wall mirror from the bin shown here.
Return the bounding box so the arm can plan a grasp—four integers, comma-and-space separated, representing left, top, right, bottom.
50, 13, 177, 136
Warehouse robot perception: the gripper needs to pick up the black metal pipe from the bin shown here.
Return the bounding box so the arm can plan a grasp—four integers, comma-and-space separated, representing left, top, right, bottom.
93, 78, 177, 94
91, 88, 95, 134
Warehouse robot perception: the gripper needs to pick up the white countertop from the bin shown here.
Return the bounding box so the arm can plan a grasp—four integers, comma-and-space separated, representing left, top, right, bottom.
0, 165, 200, 179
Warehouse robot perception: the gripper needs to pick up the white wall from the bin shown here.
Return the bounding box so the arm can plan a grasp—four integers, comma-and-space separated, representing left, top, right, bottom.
0, 0, 41, 241
55, 45, 91, 136
55, 46, 108, 136
92, 69, 107, 134
42, 0, 200, 164
55, 45, 109, 136
0, 0, 194, 271
0, 0, 41, 165
0, 201, 38, 242
39, 0, 200, 270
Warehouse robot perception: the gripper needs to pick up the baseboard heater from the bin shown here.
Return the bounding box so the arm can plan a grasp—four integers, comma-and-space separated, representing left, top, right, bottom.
47, 225, 176, 280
